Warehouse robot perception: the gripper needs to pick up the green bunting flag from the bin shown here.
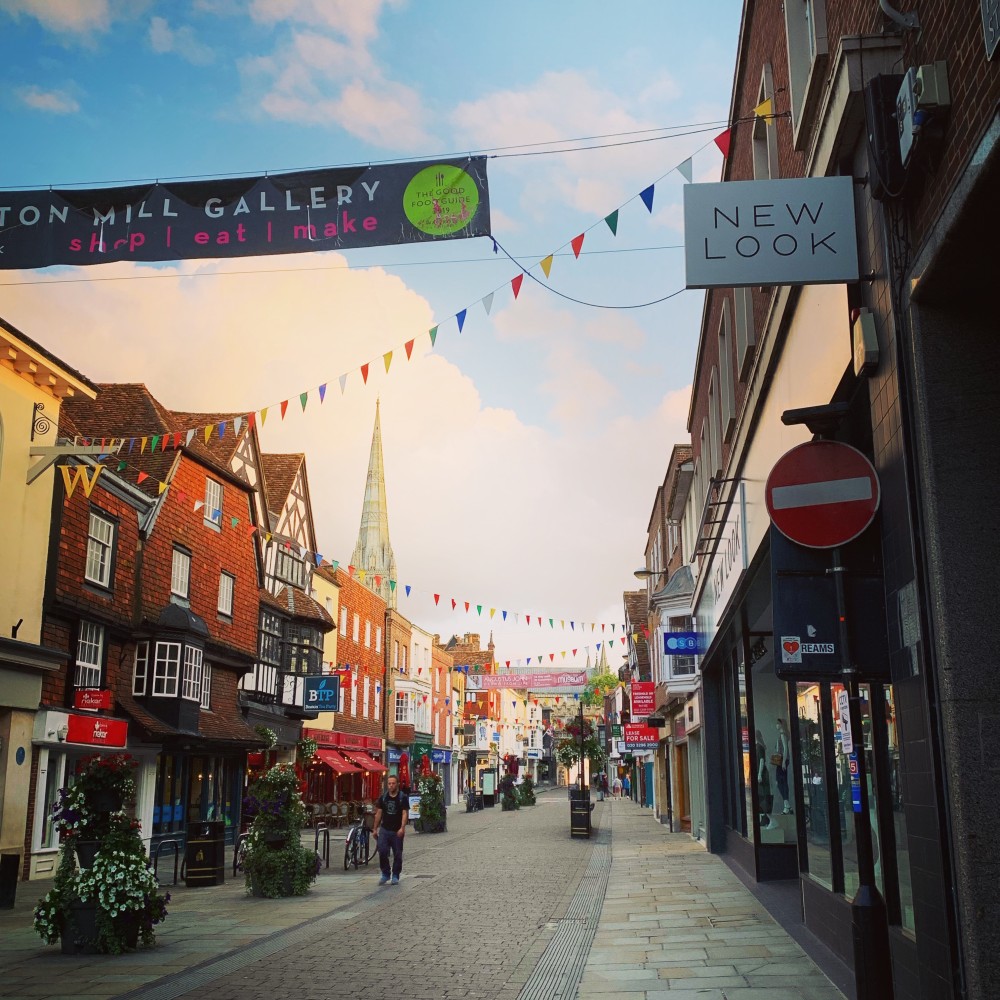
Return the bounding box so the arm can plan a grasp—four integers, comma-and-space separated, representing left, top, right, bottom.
604, 209, 619, 235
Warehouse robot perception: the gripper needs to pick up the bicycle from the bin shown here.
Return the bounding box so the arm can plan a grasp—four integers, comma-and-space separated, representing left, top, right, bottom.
343, 808, 374, 870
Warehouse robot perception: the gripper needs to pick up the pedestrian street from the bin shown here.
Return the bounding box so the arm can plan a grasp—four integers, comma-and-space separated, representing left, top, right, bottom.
0, 789, 845, 1000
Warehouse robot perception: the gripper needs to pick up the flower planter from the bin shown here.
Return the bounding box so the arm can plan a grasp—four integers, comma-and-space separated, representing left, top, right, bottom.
90, 788, 124, 814
249, 871, 295, 897
60, 900, 98, 955
415, 817, 447, 833
74, 841, 101, 869
263, 832, 287, 850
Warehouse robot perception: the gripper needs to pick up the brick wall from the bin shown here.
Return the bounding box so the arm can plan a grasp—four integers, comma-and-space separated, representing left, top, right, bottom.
431, 644, 453, 747
330, 569, 387, 742
385, 609, 412, 744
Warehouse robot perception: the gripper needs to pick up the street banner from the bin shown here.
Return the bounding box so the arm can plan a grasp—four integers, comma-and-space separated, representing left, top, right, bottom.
622, 723, 659, 750
0, 157, 491, 270
465, 670, 587, 690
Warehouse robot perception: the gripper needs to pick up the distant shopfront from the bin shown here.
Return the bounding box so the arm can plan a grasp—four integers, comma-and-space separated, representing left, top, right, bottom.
304, 729, 385, 801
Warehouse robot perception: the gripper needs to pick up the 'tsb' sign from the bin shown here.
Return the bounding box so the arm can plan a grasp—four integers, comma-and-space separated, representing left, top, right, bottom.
303, 676, 340, 713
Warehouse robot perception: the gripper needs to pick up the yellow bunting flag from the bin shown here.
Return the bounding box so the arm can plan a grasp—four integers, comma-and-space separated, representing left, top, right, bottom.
204, 425, 212, 443
540, 255, 554, 278
384, 351, 393, 373
158, 481, 168, 495
261, 407, 268, 424
60, 464, 103, 499
754, 97, 773, 119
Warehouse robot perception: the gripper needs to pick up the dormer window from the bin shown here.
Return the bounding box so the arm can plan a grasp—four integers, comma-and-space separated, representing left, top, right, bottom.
139, 605, 211, 731
204, 477, 223, 527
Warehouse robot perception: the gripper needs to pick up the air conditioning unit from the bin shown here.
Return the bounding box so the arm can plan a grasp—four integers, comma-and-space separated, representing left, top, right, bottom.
897, 62, 951, 168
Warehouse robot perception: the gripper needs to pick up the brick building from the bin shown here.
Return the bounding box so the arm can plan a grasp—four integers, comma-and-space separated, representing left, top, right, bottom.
384, 609, 414, 785
675, 3, 1000, 997
32, 383, 265, 871
442, 632, 498, 792
430, 641, 456, 803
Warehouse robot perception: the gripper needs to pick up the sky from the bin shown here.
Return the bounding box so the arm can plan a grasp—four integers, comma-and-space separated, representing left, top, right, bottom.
0, 0, 743, 672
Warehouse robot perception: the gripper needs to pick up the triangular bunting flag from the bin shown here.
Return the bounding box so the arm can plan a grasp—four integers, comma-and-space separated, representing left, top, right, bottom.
247, 413, 256, 431
116, 460, 126, 472
233, 416, 242, 435
405, 585, 411, 597
299, 392, 308, 411
357, 570, 367, 583
429, 326, 438, 346
194, 500, 204, 512
502, 610, 507, 621
348, 564, 355, 577
319, 383, 327, 403
464, 602, 470, 612
231, 516, 239, 528
151, 435, 160, 452
158, 481, 168, 495
339, 374, 348, 395
280, 400, 289, 420
754, 97, 773, 118
404, 339, 415, 360
451, 599, 457, 610
714, 127, 732, 158
389, 579, 396, 591
482, 292, 494, 315
383, 351, 393, 373
217, 421, 226, 438
640, 184, 655, 213
604, 209, 619, 236
490, 608, 495, 619
361, 364, 370, 384
261, 407, 268, 424
140, 436, 148, 453
540, 255, 553, 278
677, 157, 693, 183
434, 594, 440, 605
456, 309, 467, 333
511, 274, 524, 299
570, 233, 584, 258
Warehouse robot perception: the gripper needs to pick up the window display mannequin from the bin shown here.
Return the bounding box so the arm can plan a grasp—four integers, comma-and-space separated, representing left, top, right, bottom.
755, 730, 775, 829
773, 718, 791, 814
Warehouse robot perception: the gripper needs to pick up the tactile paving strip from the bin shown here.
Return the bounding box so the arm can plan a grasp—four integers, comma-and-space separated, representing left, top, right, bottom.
517, 819, 612, 1000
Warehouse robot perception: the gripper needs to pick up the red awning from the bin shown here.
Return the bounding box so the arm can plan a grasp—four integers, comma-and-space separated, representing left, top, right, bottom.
314, 748, 361, 775
340, 749, 387, 773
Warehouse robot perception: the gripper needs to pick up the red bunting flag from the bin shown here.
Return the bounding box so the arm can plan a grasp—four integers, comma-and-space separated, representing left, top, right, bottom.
434, 594, 440, 605
280, 400, 289, 419
374, 575, 382, 587
451, 599, 457, 610
571, 233, 585, 258
526, 616, 531, 625
361, 364, 370, 384
405, 339, 415, 360
137, 471, 148, 484
464, 601, 470, 612
348, 564, 356, 577
549, 653, 555, 662
511, 274, 524, 299
714, 127, 732, 158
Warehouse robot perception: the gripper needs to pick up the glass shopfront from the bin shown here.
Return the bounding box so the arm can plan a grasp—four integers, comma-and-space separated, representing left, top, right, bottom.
151, 752, 242, 846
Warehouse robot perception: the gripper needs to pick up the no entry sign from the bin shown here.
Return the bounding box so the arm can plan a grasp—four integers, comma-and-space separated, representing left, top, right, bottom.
765, 441, 880, 549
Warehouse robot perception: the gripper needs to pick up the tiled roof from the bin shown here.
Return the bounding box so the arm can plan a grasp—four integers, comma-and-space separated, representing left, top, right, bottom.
260, 453, 303, 516
259, 585, 334, 630
59, 383, 249, 496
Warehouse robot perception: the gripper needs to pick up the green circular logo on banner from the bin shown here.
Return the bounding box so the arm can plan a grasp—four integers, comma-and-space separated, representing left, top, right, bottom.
403, 164, 480, 236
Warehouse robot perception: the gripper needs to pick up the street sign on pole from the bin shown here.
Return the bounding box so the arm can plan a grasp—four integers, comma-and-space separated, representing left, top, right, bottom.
765, 441, 880, 549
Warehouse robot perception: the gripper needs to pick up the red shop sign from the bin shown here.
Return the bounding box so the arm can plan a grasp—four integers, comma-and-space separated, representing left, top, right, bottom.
66, 714, 128, 748
73, 689, 113, 712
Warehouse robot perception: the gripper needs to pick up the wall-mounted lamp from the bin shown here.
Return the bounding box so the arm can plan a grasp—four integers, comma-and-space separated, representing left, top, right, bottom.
633, 567, 668, 583
56, 725, 69, 742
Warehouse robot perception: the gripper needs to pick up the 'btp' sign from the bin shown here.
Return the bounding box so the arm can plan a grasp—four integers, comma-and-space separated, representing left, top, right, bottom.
303, 676, 340, 713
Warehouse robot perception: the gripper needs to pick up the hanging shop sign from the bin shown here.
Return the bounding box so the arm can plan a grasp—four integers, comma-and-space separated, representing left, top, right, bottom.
663, 632, 708, 655
430, 749, 452, 764
465, 671, 587, 690
302, 675, 340, 713
65, 714, 128, 747
622, 723, 660, 750
683, 176, 859, 288
629, 682, 656, 717
73, 689, 113, 712
0, 157, 491, 270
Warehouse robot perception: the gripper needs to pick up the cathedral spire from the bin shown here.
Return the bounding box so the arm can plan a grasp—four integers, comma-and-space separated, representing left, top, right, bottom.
351, 400, 398, 608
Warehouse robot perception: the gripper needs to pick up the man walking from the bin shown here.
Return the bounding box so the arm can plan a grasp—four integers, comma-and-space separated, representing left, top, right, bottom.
373, 774, 408, 885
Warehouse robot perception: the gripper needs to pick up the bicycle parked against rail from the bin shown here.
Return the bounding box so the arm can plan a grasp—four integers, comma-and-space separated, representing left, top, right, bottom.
344, 807, 374, 870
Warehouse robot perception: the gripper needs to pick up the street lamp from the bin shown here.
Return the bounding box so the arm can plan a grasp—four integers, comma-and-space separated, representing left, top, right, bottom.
633, 567, 667, 582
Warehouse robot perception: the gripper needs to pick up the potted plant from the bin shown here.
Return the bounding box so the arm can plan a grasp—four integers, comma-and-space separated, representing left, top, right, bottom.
242, 764, 321, 897
413, 772, 446, 833
517, 774, 537, 806
33, 754, 169, 954
499, 775, 520, 811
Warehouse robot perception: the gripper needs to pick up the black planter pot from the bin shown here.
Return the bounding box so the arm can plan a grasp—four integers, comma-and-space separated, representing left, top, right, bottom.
90, 788, 123, 814
74, 840, 101, 868
263, 832, 287, 850
60, 900, 98, 955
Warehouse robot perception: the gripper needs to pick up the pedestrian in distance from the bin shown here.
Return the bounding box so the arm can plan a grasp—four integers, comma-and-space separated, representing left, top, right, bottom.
612, 775, 622, 798
622, 773, 631, 798
372, 773, 408, 885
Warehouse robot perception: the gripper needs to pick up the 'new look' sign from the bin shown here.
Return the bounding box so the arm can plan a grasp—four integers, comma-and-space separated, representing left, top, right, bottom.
683, 176, 859, 288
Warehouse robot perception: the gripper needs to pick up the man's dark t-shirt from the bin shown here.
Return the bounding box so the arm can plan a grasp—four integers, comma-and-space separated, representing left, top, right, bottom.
376, 791, 407, 832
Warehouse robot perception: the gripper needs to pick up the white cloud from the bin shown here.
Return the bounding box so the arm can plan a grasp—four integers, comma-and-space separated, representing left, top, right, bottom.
15, 85, 79, 114
0, 254, 688, 667
149, 16, 214, 65
0, 0, 111, 33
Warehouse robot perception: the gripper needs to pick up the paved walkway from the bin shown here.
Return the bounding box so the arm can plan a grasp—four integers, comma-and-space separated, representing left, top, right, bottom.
0, 791, 846, 1000
579, 799, 845, 1000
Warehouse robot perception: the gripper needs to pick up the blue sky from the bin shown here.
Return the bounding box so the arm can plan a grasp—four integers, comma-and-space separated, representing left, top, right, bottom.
0, 0, 742, 666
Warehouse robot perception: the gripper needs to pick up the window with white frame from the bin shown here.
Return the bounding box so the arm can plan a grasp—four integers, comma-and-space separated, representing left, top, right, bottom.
85, 511, 115, 588
719, 302, 736, 441
171, 546, 191, 600
339, 606, 348, 637
365, 621, 371, 648
393, 640, 399, 672
182, 645, 204, 701
74, 621, 104, 688
352, 613, 359, 642
667, 615, 698, 677
752, 63, 779, 180
734, 286, 756, 379
784, 0, 828, 143
374, 681, 380, 721
152, 641, 181, 696
218, 572, 235, 617
274, 546, 305, 589
325, 596, 333, 616
375, 626, 382, 653
395, 691, 410, 724
401, 646, 407, 674
204, 477, 223, 525
132, 641, 149, 695
363, 676, 370, 719
201, 663, 212, 709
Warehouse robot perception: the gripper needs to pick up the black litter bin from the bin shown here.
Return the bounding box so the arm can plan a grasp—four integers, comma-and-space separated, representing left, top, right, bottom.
0, 853, 19, 909
185, 821, 225, 886
570, 787, 591, 838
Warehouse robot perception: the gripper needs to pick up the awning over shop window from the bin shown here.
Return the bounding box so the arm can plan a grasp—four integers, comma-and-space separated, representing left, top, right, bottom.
315, 748, 361, 775
340, 749, 387, 773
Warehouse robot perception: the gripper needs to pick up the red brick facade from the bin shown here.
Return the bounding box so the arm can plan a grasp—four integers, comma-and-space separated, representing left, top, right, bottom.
431, 643, 454, 748
384, 609, 412, 746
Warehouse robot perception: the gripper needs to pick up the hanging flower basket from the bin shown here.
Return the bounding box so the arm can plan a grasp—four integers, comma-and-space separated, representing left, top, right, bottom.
73, 840, 101, 869
90, 787, 124, 814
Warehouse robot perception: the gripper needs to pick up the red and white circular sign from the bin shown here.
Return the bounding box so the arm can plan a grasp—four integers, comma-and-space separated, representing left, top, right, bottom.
765, 440, 880, 549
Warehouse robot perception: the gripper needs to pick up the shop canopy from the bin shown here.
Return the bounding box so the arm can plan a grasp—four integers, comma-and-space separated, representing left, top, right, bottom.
314, 748, 361, 775
340, 749, 387, 773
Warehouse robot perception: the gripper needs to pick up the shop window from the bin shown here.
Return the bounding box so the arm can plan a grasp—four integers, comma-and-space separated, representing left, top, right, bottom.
738, 652, 753, 843
218, 571, 235, 617
74, 620, 104, 689
85, 510, 116, 589
734, 287, 756, 380
35, 749, 68, 851
204, 477, 223, 526
797, 681, 834, 888
132, 641, 150, 695
170, 546, 191, 601
152, 640, 182, 697
885, 684, 915, 932
784, 0, 828, 147
153, 753, 187, 835
182, 645, 203, 701
200, 663, 212, 709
